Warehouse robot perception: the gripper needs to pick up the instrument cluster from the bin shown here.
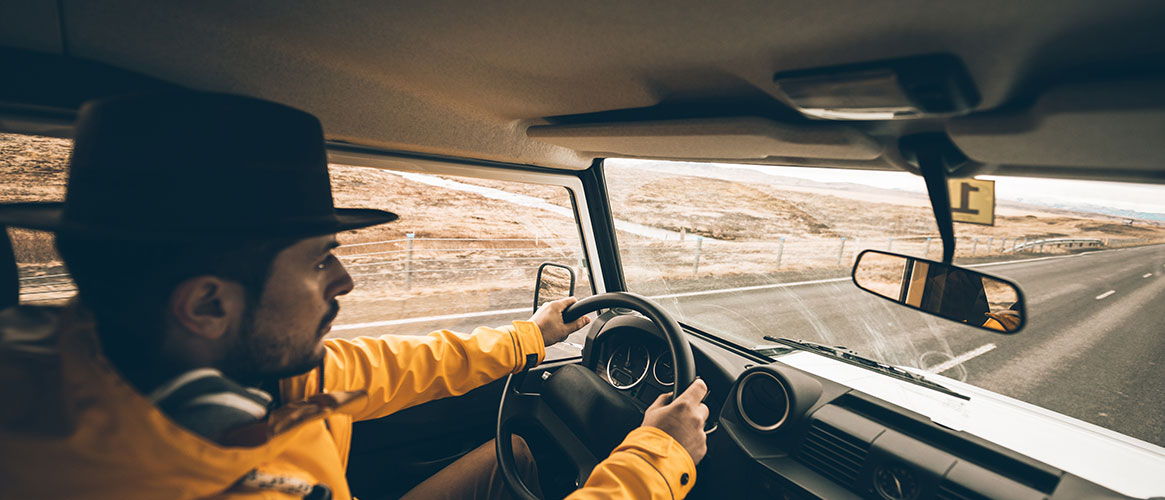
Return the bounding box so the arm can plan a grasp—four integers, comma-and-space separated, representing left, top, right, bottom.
597, 338, 675, 404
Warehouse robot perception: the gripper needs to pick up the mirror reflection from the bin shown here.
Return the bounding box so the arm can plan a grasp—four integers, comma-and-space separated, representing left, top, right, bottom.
853, 250, 1024, 333
534, 262, 576, 313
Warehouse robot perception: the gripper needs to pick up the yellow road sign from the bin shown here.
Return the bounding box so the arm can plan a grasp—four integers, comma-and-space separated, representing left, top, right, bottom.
948, 178, 995, 226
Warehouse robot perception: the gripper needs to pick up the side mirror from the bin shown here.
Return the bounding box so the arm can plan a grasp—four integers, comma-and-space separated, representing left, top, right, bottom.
534, 262, 576, 313
852, 250, 1025, 333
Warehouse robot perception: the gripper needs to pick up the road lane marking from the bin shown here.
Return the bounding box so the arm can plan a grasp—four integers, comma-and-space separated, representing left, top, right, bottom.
1144, 273, 1153, 278
333, 307, 527, 331
927, 344, 997, 374
652, 277, 850, 300
967, 254, 1084, 268
333, 277, 853, 332
1095, 290, 1116, 300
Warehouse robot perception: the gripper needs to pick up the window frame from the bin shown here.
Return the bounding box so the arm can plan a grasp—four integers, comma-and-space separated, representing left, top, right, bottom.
326, 144, 607, 296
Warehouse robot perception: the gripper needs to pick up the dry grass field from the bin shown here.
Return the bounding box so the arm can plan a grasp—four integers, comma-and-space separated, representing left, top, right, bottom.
3, 131, 1163, 320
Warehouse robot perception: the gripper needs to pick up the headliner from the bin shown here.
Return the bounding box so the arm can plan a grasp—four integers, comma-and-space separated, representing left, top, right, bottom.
2, 1, 1164, 180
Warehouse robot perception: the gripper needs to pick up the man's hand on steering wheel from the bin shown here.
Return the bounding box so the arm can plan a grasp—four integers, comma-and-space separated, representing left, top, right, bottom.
643, 379, 710, 465
531, 297, 591, 346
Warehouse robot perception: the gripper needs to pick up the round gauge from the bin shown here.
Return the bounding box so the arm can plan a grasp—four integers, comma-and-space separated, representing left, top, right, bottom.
653, 353, 675, 386
874, 464, 920, 500
605, 343, 651, 389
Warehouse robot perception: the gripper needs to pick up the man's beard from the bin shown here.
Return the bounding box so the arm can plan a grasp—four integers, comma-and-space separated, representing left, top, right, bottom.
223, 300, 340, 385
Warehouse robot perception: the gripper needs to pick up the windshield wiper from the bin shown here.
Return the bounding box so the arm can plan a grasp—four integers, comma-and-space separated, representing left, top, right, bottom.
762, 336, 968, 400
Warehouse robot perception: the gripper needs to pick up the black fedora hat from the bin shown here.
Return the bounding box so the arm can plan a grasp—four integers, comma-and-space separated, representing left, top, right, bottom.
0, 92, 397, 240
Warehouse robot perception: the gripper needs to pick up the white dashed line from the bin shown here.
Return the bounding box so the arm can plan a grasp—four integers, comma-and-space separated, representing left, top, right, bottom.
1144, 273, 1153, 278
1095, 290, 1116, 300
927, 344, 997, 374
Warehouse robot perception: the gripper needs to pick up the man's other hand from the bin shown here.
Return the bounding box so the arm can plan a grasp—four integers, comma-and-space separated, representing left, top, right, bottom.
642, 378, 710, 465
531, 297, 591, 347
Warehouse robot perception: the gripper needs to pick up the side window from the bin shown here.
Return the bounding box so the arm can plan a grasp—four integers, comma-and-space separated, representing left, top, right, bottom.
327, 165, 593, 359
0, 133, 593, 360
1, 133, 74, 305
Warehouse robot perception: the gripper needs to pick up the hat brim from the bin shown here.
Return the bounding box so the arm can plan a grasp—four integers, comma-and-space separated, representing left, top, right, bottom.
0, 202, 398, 240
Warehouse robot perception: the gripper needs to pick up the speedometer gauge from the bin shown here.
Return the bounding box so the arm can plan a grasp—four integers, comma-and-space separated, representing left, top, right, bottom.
606, 343, 650, 389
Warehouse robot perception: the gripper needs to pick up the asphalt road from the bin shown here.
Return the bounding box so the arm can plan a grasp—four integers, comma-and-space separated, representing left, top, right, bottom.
331, 244, 1165, 447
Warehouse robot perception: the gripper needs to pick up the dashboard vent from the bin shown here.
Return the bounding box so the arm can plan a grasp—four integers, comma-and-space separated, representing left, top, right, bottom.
936, 481, 990, 500
798, 420, 869, 487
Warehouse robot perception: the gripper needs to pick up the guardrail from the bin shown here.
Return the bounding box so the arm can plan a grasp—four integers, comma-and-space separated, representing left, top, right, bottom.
622, 234, 1164, 277
1003, 238, 1104, 253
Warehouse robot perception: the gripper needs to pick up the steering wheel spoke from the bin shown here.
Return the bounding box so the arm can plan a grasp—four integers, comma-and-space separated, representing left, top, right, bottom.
498, 374, 599, 494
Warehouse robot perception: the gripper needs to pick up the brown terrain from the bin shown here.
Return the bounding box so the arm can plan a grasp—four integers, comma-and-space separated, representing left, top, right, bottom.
3, 131, 1164, 323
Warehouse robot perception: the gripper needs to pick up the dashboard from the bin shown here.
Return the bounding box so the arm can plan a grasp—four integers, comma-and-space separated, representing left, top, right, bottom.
571, 309, 1138, 500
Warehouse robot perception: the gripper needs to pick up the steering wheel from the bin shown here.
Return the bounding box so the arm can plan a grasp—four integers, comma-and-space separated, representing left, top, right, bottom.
496, 292, 696, 500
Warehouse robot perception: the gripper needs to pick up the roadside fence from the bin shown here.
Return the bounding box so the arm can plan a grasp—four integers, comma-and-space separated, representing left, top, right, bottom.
620, 234, 1163, 277
336, 234, 584, 292
12, 234, 1162, 303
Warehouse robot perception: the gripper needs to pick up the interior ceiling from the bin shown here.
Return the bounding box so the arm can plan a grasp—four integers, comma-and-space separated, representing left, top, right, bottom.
2, 0, 1164, 179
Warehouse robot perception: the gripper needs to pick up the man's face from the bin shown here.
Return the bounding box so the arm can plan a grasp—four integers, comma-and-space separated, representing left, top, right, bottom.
227, 235, 354, 381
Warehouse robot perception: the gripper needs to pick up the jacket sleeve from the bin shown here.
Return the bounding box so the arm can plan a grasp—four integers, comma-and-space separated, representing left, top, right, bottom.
567, 426, 698, 500
280, 321, 546, 422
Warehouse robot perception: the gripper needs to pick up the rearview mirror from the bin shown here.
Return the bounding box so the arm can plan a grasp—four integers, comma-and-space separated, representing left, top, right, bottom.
852, 250, 1025, 333
534, 263, 576, 313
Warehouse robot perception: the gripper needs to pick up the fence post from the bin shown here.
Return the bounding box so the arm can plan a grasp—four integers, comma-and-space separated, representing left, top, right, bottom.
924, 237, 932, 258
971, 237, 978, 256
836, 237, 847, 266
1039, 239, 1046, 252
987, 237, 993, 254
776, 237, 785, 269
405, 233, 414, 291
693, 236, 703, 275
887, 237, 894, 252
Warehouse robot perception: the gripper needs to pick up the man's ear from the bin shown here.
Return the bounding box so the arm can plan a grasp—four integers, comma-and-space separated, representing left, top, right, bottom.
169, 276, 246, 340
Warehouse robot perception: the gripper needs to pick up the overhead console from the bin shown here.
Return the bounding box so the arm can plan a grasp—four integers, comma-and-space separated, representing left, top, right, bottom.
526, 117, 882, 161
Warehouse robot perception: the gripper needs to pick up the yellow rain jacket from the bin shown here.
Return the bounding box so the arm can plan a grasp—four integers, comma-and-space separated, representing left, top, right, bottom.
0, 304, 696, 499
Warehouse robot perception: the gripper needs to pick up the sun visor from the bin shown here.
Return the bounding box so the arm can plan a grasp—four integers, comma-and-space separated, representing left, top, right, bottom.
527, 117, 882, 160
948, 79, 1165, 171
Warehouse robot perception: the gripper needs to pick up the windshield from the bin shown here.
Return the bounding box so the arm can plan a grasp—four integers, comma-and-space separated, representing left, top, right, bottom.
607, 158, 1165, 447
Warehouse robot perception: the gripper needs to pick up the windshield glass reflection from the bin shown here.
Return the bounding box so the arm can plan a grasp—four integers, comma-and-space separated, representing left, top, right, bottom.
606, 158, 1165, 446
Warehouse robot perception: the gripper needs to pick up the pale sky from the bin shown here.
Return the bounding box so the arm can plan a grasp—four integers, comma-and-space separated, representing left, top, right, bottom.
718, 163, 1165, 218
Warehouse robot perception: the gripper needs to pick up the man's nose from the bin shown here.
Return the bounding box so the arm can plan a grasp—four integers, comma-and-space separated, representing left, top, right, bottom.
330, 261, 355, 298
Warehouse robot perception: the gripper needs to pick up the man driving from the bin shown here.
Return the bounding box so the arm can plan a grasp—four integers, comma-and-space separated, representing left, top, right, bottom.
0, 92, 708, 499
